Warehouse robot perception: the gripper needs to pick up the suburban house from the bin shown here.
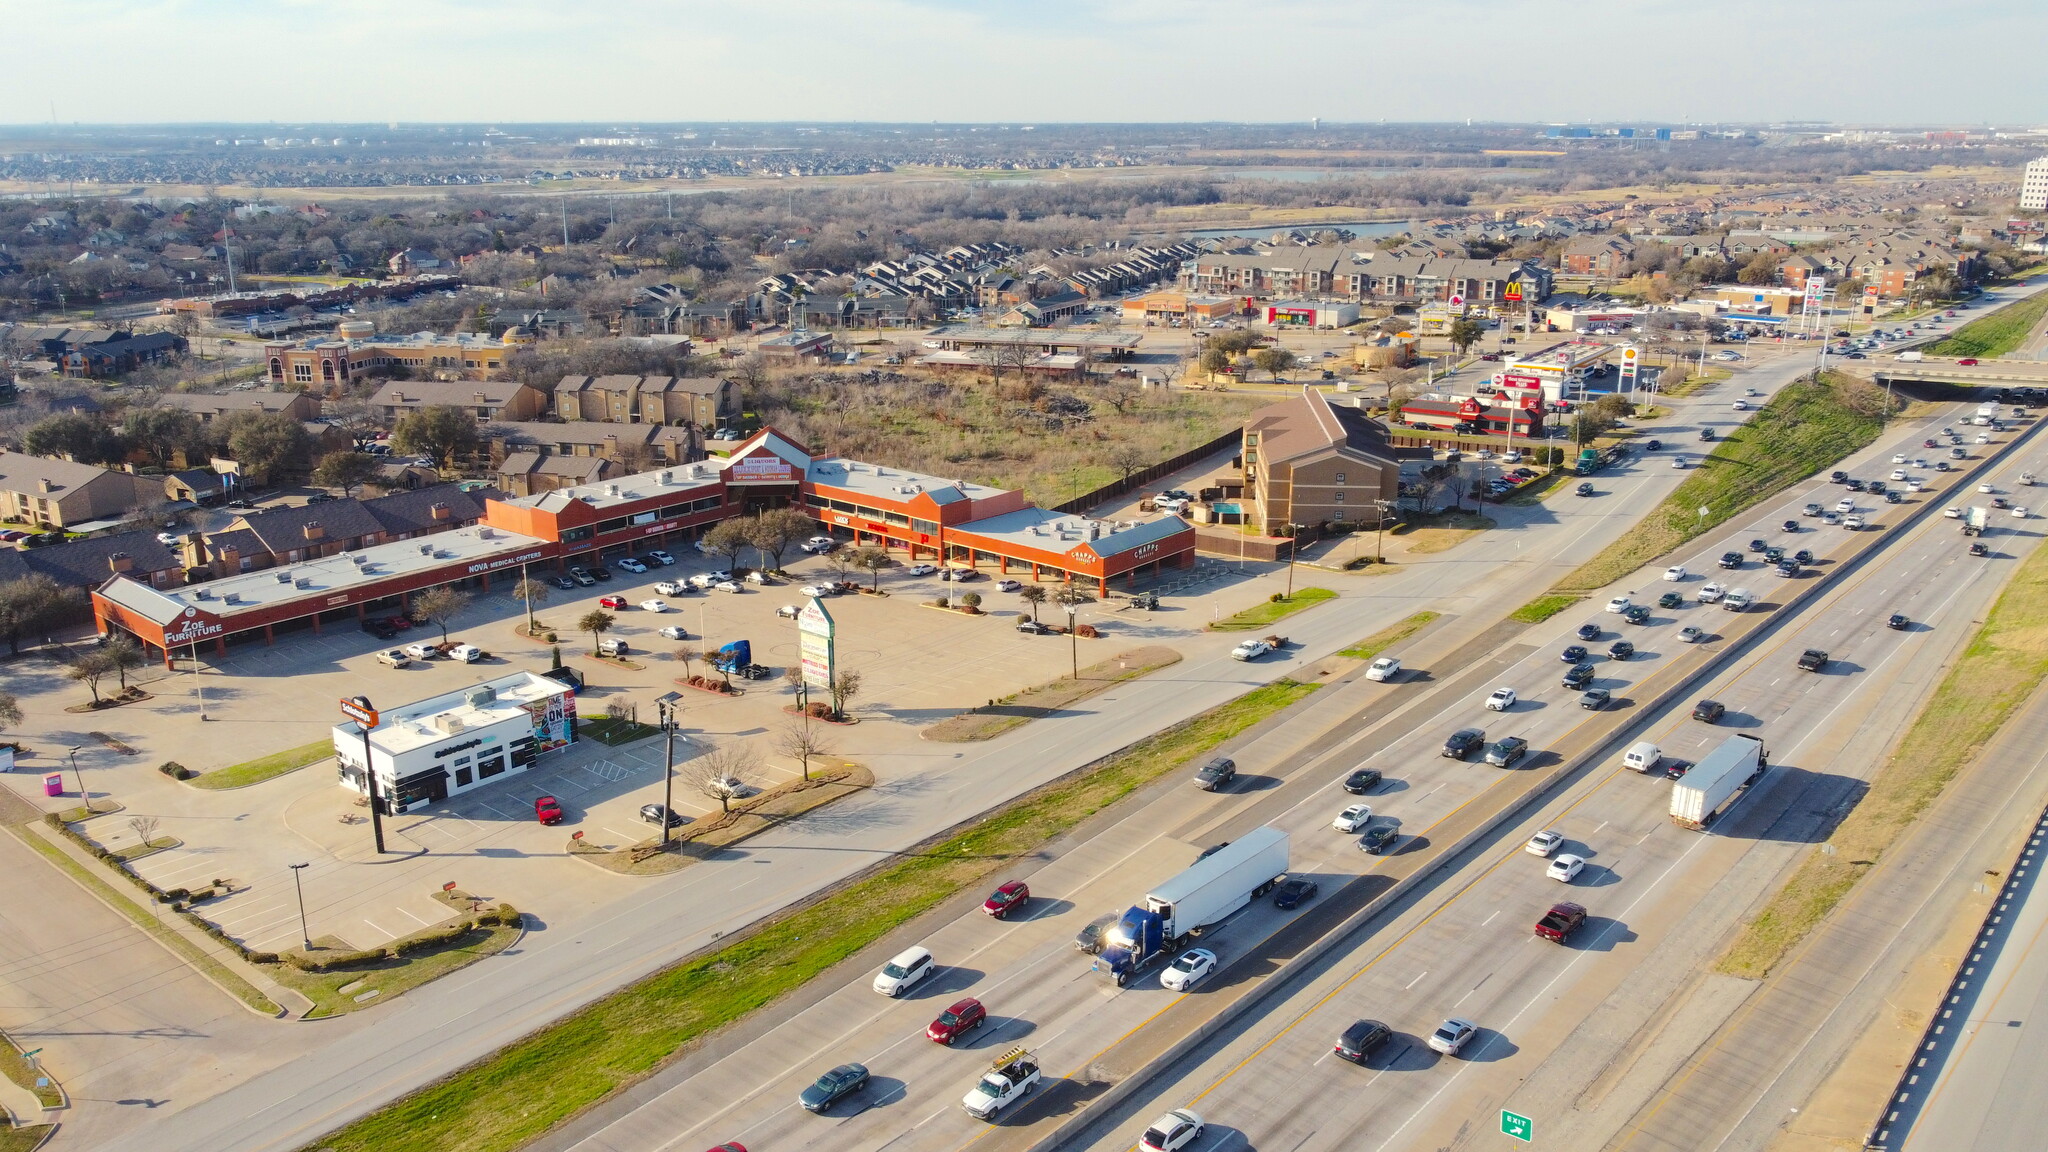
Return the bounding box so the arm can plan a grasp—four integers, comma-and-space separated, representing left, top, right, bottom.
1240, 389, 1404, 537
1558, 236, 1638, 277
552, 374, 740, 428
496, 452, 614, 496
153, 390, 324, 424
162, 469, 226, 504
369, 379, 550, 423
206, 483, 497, 573
483, 420, 696, 470
0, 452, 146, 528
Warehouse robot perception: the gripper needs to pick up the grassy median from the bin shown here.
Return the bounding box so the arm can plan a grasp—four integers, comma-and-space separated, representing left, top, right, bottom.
1550, 372, 1893, 597
1209, 586, 1336, 631
302, 677, 1320, 1152
1337, 611, 1440, 661
191, 740, 332, 790
1717, 531, 2048, 979
1926, 291, 2048, 359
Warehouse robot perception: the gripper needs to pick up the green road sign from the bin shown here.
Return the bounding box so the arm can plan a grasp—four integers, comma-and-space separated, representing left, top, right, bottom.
1501, 1109, 1532, 1141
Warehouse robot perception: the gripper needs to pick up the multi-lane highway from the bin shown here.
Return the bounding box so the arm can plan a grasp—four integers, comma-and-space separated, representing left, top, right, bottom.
503, 400, 2040, 1152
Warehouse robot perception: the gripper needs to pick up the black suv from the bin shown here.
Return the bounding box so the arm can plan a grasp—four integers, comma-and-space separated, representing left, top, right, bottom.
1344, 768, 1383, 794
1719, 551, 1743, 569
1334, 1019, 1392, 1064
1608, 640, 1636, 660
1562, 662, 1595, 689
1887, 613, 1910, 630
1442, 728, 1485, 759
1194, 757, 1236, 791
1359, 824, 1399, 854
1798, 649, 1830, 671
1692, 698, 1726, 723
362, 619, 398, 640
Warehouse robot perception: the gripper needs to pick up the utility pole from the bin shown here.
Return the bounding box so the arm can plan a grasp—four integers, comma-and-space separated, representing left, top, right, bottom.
67, 746, 88, 813
655, 692, 683, 847
289, 862, 311, 950
340, 696, 387, 853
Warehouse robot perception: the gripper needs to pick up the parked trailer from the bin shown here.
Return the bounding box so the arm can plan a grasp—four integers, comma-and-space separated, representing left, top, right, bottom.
1094, 826, 1290, 986
1671, 734, 1768, 830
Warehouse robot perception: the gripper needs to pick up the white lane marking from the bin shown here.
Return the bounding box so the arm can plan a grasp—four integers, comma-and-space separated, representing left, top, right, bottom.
1406, 970, 1429, 989
1481, 910, 1500, 927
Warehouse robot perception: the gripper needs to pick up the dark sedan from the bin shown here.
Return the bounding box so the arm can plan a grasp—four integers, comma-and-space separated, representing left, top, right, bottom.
1692, 698, 1726, 723
1608, 640, 1636, 660
1442, 728, 1485, 759
1888, 613, 1910, 630
1576, 621, 1603, 641
1579, 688, 1612, 710
1273, 877, 1319, 909
639, 803, 687, 828
799, 1063, 870, 1112
1344, 768, 1383, 794
1560, 644, 1588, 663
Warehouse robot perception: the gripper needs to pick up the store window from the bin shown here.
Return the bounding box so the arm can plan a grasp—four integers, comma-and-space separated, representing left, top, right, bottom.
478, 755, 507, 779
454, 767, 473, 787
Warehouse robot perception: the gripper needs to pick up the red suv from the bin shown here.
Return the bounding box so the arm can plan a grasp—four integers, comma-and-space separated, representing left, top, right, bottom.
926, 997, 986, 1044
598, 594, 628, 610
982, 880, 1030, 918
534, 795, 563, 825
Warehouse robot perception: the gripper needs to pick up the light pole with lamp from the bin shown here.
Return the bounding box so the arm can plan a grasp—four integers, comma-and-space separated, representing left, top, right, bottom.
67, 745, 87, 813
288, 862, 311, 950
1284, 524, 1302, 599
654, 690, 684, 847
1064, 600, 1079, 680
1373, 499, 1394, 562
339, 696, 388, 854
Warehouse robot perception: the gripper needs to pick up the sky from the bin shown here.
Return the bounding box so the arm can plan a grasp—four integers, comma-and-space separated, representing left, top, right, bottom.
3, 0, 2044, 126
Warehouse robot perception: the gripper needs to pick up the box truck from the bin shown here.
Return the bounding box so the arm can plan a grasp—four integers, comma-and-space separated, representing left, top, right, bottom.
1093, 826, 1289, 986
1671, 734, 1768, 830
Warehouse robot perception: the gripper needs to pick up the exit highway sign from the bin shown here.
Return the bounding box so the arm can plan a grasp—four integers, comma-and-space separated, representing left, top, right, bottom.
1501, 1109, 1532, 1141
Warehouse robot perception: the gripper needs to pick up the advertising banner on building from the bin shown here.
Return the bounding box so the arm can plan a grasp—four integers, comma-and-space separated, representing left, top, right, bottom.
526, 688, 575, 753
798, 597, 836, 691
727, 454, 799, 484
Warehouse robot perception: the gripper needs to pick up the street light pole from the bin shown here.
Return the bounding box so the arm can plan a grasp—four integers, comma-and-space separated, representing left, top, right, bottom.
1284, 526, 1300, 598
288, 862, 311, 950
655, 691, 683, 847
1064, 602, 1078, 680
359, 724, 386, 854
67, 745, 87, 813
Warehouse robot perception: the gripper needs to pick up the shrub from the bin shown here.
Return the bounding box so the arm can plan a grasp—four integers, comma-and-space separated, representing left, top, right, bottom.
393, 922, 474, 956
247, 951, 278, 965
159, 760, 193, 780
1269, 592, 1287, 603
162, 886, 190, 902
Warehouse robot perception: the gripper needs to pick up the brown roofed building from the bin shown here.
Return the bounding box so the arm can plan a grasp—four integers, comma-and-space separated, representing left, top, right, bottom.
369, 379, 549, 423
152, 390, 322, 424
0, 452, 146, 528
552, 374, 739, 427
1241, 389, 1402, 536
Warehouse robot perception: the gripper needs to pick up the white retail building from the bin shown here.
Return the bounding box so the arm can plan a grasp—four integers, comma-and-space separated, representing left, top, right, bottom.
332, 670, 577, 814
2023, 157, 2048, 212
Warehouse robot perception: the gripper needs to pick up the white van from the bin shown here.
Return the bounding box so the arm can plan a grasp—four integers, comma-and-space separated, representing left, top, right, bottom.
1623, 742, 1662, 773
873, 945, 935, 997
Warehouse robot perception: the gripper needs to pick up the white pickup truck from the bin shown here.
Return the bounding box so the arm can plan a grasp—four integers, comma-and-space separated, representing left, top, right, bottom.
962, 1047, 1040, 1120
1366, 656, 1402, 682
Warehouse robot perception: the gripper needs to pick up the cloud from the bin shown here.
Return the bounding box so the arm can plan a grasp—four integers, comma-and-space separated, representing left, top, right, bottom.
0, 0, 2039, 123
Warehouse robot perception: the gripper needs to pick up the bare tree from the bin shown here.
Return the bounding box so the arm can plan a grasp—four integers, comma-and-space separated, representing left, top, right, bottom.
676, 645, 702, 682
103, 634, 146, 692
687, 741, 762, 815
128, 815, 160, 849
853, 545, 892, 590
828, 668, 864, 719
1098, 380, 1140, 415
511, 576, 550, 635
67, 650, 115, 705
1108, 443, 1149, 483
409, 586, 471, 645
1017, 585, 1047, 622
775, 712, 834, 782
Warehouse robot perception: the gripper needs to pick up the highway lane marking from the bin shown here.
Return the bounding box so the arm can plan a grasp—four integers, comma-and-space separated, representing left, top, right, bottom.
1406, 970, 1428, 989
1480, 910, 1499, 927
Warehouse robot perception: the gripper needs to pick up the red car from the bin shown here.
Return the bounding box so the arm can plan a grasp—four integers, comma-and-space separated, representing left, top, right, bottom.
535, 795, 563, 825
704, 1145, 746, 1152
982, 880, 1030, 918
1958, 358, 1980, 366
383, 615, 414, 630
598, 594, 628, 610
926, 997, 986, 1044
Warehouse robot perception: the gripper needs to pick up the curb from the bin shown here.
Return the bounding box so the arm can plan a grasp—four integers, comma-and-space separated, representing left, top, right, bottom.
1015, 405, 2048, 1152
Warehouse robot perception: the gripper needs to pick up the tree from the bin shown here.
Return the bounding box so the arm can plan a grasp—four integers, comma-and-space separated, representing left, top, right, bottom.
1198, 347, 1231, 378
0, 692, 20, 733
313, 451, 383, 498
828, 668, 863, 720
578, 608, 616, 655
67, 650, 115, 705
511, 576, 550, 635
687, 742, 761, 815
701, 519, 753, 568
389, 405, 480, 470
24, 414, 123, 465
1446, 317, 1486, 356
409, 586, 470, 644
221, 411, 313, 483
825, 547, 857, 583
989, 340, 1036, 384
1017, 584, 1046, 622
1098, 380, 1140, 415
745, 507, 813, 572
1108, 444, 1149, 483
103, 634, 145, 692
853, 545, 892, 590
1736, 251, 1780, 285
1252, 347, 1295, 380
120, 407, 203, 469
0, 575, 78, 656
775, 712, 834, 782
676, 645, 701, 682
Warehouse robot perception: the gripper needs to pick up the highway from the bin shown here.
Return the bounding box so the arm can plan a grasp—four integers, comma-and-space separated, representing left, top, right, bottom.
494, 398, 2035, 1152
1053, 412, 2048, 1152
95, 342, 1811, 1152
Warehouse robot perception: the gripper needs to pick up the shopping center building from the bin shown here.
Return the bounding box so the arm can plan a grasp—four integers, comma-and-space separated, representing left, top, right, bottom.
92, 428, 1197, 665
331, 671, 577, 813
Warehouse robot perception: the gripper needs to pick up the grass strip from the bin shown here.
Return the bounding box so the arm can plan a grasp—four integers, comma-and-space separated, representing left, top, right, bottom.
0, 1124, 52, 1152
192, 740, 332, 790
1925, 291, 2048, 359
1, 826, 281, 1015
272, 923, 524, 1019
576, 717, 662, 746
1550, 373, 1893, 596
0, 1033, 61, 1108
1209, 586, 1337, 631
301, 678, 1320, 1152
1337, 611, 1441, 661
1511, 593, 1584, 624
1716, 531, 2048, 979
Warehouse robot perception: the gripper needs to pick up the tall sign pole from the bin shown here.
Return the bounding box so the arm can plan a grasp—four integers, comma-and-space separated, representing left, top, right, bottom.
339, 695, 387, 853
797, 596, 837, 715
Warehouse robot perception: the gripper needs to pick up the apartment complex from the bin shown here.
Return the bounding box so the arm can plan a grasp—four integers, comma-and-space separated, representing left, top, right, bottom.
552, 374, 740, 428
263, 329, 519, 389
2023, 157, 2048, 212
1182, 246, 1551, 311
1240, 390, 1403, 537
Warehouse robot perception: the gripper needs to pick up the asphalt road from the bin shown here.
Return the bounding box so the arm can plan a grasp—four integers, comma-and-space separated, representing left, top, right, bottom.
494, 403, 2025, 1152
1050, 399, 2048, 1152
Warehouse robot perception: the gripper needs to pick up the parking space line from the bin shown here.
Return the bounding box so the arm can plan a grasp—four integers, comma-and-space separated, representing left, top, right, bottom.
361, 918, 394, 944
396, 906, 432, 926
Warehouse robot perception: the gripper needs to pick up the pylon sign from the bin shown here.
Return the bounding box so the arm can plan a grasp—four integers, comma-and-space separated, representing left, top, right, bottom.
1619, 345, 1639, 384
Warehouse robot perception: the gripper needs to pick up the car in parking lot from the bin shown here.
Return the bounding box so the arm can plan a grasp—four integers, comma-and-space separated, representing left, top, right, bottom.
647, 549, 676, 566
994, 579, 1022, 592
568, 567, 597, 586
1344, 767, 1382, 793
614, 557, 649, 574
598, 595, 627, 610
375, 648, 410, 668
639, 599, 671, 612
1485, 736, 1529, 767
402, 642, 439, 661
657, 625, 690, 641
639, 803, 686, 828
799, 583, 836, 598
655, 580, 688, 596
906, 563, 938, 576
362, 619, 399, 640
801, 536, 837, 554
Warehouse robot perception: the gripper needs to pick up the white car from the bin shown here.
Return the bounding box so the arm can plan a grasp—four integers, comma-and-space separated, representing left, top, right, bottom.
1979, 483, 1997, 494
1139, 1110, 1206, 1152
1891, 469, 1908, 481
2015, 506, 2030, 519
1231, 638, 1275, 661
639, 599, 670, 613
745, 570, 771, 585
1485, 687, 1517, 711
402, 642, 439, 661
1731, 400, 1748, 411
1548, 854, 1586, 882
1365, 656, 1401, 682
654, 581, 688, 596
1697, 583, 1725, 603
1333, 804, 1373, 833
656, 625, 689, 640
995, 579, 1022, 592
775, 604, 801, 619
156, 531, 183, 546
1662, 566, 1686, 582
447, 644, 483, 663
873, 946, 935, 997
1977, 432, 1993, 443
1159, 948, 1217, 992
1892, 453, 1908, 464
1605, 596, 1632, 613
1843, 515, 1865, 529
801, 536, 837, 553
1525, 830, 1564, 857
1944, 506, 1963, 519
799, 583, 836, 597
1428, 1017, 1479, 1056
713, 580, 743, 593
1835, 498, 1855, 513
1908, 480, 1925, 492
647, 549, 676, 566
907, 563, 938, 577
613, 557, 648, 574
1672, 455, 1687, 469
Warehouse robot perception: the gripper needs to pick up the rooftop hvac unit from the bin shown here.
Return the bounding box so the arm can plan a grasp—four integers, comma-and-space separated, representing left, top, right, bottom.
350, 553, 367, 565
193, 588, 213, 599
465, 686, 496, 707
419, 544, 434, 555
478, 527, 494, 539
659, 470, 673, 484
606, 484, 621, 497
223, 592, 240, 604
275, 570, 292, 582
295, 577, 312, 588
